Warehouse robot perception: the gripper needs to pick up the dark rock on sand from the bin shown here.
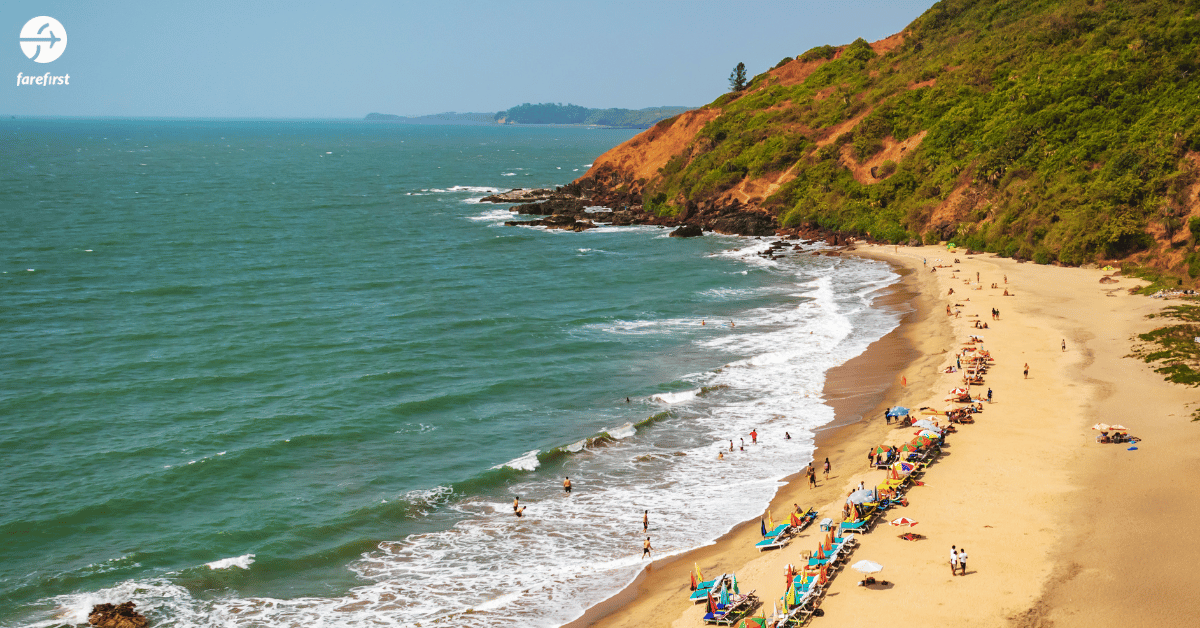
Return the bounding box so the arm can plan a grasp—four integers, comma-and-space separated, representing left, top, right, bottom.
88, 602, 148, 628
668, 224, 704, 238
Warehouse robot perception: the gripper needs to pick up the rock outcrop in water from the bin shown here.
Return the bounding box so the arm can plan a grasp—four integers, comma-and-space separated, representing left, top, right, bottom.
88, 602, 148, 628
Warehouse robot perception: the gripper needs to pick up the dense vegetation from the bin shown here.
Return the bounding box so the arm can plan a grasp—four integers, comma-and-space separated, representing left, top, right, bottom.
496, 103, 692, 128
1136, 303, 1200, 392
635, 0, 1200, 270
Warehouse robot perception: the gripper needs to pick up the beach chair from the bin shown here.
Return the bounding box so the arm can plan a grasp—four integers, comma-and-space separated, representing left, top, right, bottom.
755, 534, 790, 551
690, 574, 726, 602
839, 520, 868, 535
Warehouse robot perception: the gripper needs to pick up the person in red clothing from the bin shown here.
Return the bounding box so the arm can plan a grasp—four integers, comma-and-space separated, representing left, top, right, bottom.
750, 428, 758, 444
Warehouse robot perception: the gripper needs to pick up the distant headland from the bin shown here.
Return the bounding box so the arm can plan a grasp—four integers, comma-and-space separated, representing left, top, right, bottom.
365, 103, 693, 129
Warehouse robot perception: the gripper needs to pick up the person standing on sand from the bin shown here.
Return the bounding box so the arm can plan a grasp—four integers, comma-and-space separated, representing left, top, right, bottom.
807, 464, 816, 488
958, 548, 968, 575
643, 510, 649, 532
987, 388, 993, 403
563, 477, 571, 494
823, 457, 831, 479
1062, 339, 1067, 352
642, 537, 652, 559
1024, 363, 1029, 379
950, 545, 958, 576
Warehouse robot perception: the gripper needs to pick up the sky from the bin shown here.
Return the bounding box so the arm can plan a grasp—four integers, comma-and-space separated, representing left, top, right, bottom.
4, 0, 937, 118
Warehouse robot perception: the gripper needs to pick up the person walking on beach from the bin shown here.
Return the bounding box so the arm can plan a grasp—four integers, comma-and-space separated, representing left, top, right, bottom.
823, 457, 831, 479
643, 510, 649, 532
1061, 339, 1066, 352
729, 440, 734, 452
563, 477, 571, 494
987, 388, 993, 403
750, 428, 758, 444
950, 545, 958, 576
1023, 363, 1029, 379
807, 464, 816, 488
958, 548, 968, 575
642, 537, 653, 559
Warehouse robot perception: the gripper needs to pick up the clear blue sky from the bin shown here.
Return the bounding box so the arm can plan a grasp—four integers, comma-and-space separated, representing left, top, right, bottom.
5, 0, 936, 118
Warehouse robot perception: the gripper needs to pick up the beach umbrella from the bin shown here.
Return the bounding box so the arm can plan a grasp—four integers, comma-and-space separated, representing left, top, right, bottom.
785, 565, 794, 589
847, 489, 876, 504
1109, 424, 1129, 432
707, 590, 717, 614
873, 444, 894, 456
760, 518, 767, 538
889, 517, 919, 527
815, 543, 826, 560
913, 419, 942, 432
819, 564, 829, 585
892, 461, 915, 476
918, 429, 941, 439
695, 563, 703, 584
719, 584, 730, 607
897, 442, 921, 453
851, 560, 883, 574
1091, 423, 1111, 431
690, 571, 698, 591
912, 435, 936, 448
732, 574, 739, 595
887, 406, 910, 417
950, 387, 969, 395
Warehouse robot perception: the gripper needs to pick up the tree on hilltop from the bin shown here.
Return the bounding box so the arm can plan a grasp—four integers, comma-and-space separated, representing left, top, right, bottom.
729, 62, 747, 92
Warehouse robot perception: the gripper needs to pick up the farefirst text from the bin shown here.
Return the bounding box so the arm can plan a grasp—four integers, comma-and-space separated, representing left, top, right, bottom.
17, 72, 70, 86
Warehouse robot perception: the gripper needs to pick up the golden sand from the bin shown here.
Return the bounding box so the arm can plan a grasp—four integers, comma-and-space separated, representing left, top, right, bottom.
570, 246, 1200, 628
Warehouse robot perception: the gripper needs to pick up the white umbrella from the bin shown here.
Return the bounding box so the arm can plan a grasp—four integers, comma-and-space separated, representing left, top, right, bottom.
847, 489, 876, 505
851, 560, 883, 574
913, 419, 942, 432
918, 429, 941, 439
1091, 423, 1111, 431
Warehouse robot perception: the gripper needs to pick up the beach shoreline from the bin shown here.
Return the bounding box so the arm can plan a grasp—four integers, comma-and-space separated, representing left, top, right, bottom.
566, 254, 945, 628
568, 243, 1200, 628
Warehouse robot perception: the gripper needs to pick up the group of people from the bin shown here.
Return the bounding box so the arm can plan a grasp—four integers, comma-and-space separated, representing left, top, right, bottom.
717, 428, 762, 460
949, 545, 969, 576
511, 475, 573, 517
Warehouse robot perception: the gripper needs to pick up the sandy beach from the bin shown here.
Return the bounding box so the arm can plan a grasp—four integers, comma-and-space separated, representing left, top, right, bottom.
572, 245, 1200, 628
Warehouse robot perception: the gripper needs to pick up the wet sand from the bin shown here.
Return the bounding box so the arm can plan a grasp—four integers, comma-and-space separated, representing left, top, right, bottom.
568, 245, 1200, 628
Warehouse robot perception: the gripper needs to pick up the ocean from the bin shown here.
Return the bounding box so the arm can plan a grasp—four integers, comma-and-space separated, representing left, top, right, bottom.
0, 119, 902, 627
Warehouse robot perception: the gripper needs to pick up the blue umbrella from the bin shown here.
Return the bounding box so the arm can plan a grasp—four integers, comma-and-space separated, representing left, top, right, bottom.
886, 406, 910, 417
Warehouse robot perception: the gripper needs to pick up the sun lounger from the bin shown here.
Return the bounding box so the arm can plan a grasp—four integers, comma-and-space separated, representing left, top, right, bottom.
839, 520, 869, 534
755, 535, 790, 551
690, 574, 727, 602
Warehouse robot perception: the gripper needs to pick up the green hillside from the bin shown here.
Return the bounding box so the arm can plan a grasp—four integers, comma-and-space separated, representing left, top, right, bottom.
631, 0, 1200, 269
496, 103, 693, 128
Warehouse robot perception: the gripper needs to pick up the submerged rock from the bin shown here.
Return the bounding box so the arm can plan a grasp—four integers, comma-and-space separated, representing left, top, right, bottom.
88, 602, 148, 628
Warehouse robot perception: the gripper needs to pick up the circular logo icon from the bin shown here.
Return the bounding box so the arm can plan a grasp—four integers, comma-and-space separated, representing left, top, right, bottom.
19, 16, 67, 63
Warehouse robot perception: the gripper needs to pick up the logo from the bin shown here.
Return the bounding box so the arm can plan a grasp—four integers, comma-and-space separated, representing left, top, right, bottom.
19, 16, 67, 63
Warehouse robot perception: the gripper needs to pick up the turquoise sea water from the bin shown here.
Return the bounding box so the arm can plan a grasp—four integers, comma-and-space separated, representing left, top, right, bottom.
0, 120, 901, 627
